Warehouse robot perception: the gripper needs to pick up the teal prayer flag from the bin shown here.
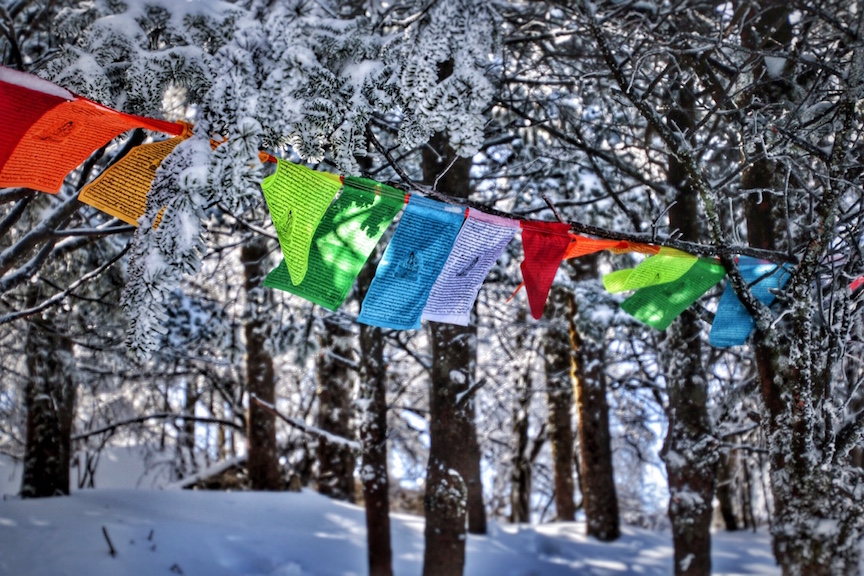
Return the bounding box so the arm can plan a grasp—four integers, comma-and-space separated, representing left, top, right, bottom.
709, 256, 791, 347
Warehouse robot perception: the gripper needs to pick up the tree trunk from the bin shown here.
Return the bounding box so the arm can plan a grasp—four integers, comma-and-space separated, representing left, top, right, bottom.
357, 251, 393, 576
660, 85, 716, 576
510, 310, 532, 524
544, 287, 577, 522
420, 126, 486, 576
570, 290, 620, 541
21, 313, 76, 499
242, 236, 281, 491
316, 316, 357, 503
423, 321, 473, 576
715, 450, 740, 532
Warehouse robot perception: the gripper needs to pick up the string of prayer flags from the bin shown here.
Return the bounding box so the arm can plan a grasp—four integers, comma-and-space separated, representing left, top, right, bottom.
261, 159, 343, 285
422, 210, 519, 325
620, 257, 726, 330
709, 257, 791, 347
519, 221, 573, 319
603, 247, 698, 294
357, 195, 465, 330
0, 67, 184, 193
79, 122, 193, 225
263, 176, 406, 310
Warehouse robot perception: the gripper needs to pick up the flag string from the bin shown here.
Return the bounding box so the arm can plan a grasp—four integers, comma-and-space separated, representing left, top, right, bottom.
0, 66, 810, 342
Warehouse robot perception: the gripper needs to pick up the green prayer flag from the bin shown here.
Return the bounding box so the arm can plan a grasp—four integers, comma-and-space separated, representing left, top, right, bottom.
261, 159, 343, 285
264, 176, 405, 310
603, 247, 698, 293
620, 257, 726, 330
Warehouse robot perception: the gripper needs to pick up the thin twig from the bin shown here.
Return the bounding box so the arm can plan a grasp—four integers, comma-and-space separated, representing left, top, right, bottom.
102, 526, 116, 558
250, 395, 360, 451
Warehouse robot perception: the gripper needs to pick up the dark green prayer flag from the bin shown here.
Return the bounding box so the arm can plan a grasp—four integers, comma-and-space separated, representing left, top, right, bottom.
264, 176, 405, 310
620, 258, 726, 330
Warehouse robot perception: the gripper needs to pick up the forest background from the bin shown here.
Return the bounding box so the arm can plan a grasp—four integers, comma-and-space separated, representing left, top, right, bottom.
2, 1, 864, 576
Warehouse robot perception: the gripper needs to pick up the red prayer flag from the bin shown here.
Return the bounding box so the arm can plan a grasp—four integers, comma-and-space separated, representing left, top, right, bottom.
0, 67, 73, 174
520, 221, 572, 319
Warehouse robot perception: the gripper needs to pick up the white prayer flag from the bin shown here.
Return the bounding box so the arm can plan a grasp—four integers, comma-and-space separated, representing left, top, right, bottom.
422, 210, 518, 325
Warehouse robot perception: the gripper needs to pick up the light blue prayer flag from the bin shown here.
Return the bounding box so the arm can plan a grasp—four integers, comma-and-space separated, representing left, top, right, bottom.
357, 195, 465, 330
709, 256, 791, 347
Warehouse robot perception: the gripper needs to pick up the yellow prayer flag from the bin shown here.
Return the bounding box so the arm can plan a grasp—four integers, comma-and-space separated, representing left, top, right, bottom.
79, 122, 192, 226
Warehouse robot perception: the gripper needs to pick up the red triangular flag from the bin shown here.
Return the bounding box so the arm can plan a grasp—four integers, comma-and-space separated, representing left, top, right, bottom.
0, 67, 73, 173
519, 221, 572, 319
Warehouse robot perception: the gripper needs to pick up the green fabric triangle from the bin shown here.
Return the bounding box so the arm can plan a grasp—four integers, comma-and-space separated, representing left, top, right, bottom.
603, 247, 698, 293
263, 176, 404, 310
620, 257, 726, 330
261, 160, 344, 285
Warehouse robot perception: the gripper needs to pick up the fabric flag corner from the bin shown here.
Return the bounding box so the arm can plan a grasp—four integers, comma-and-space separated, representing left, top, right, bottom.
620, 257, 726, 331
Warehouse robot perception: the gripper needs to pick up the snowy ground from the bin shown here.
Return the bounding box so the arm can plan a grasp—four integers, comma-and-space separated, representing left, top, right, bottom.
0, 453, 778, 576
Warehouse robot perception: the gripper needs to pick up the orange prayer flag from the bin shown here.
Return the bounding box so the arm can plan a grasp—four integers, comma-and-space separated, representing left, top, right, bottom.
563, 235, 661, 259
79, 123, 193, 225
609, 241, 660, 255
563, 235, 628, 259
0, 97, 185, 194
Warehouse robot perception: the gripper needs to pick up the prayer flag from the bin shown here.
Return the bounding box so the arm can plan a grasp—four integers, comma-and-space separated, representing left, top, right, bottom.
709, 257, 791, 347
519, 221, 572, 319
357, 195, 464, 330
422, 210, 518, 325
0, 67, 73, 174
79, 123, 193, 225
263, 176, 405, 310
620, 258, 726, 330
603, 247, 698, 293
260, 159, 343, 285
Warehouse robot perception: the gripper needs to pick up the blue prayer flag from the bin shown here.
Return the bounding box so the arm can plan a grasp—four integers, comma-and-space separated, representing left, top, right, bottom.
709, 256, 791, 347
358, 195, 464, 330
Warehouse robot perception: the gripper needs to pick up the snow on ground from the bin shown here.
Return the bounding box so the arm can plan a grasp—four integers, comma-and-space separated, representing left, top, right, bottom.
0, 454, 778, 576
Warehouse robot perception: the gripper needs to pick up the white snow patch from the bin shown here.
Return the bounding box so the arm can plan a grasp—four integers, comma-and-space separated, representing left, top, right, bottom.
0, 67, 74, 100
